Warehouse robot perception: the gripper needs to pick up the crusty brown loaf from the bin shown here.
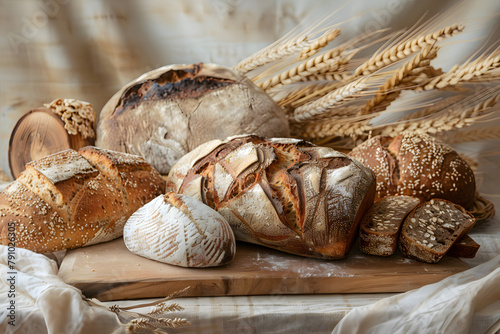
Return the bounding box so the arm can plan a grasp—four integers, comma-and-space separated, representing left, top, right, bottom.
168, 135, 376, 260
359, 195, 421, 256
0, 147, 165, 253
399, 199, 476, 263
348, 132, 476, 209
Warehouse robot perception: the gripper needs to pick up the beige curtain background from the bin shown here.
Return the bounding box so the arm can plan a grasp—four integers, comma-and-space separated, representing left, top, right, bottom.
1, 0, 499, 177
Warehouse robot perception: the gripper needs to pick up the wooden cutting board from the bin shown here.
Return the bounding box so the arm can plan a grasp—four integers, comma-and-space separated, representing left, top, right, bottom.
58, 238, 469, 301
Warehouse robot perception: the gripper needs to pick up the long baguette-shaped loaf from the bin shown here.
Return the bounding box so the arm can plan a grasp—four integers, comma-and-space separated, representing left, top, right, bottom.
0, 146, 165, 253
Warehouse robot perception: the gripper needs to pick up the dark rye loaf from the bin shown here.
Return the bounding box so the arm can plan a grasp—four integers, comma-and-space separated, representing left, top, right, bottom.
349, 132, 476, 209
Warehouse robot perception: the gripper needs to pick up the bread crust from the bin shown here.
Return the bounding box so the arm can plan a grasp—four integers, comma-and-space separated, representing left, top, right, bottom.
169, 135, 376, 260
0, 147, 166, 253
349, 132, 476, 209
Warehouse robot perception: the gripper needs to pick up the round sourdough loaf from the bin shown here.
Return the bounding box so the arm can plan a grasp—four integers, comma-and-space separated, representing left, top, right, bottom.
168, 135, 376, 260
0, 146, 166, 253
96, 63, 290, 174
349, 132, 476, 209
124, 192, 235, 268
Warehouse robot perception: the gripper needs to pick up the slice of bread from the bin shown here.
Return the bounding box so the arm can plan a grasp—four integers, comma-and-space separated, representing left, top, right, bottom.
359, 195, 421, 256
399, 199, 476, 263
447, 234, 480, 258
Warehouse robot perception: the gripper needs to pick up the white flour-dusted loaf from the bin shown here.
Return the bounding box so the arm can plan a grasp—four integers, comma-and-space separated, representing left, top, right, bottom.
0, 147, 165, 253
124, 192, 236, 268
168, 135, 376, 260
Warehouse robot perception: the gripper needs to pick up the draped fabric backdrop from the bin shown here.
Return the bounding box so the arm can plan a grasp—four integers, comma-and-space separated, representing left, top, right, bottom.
0, 1, 500, 333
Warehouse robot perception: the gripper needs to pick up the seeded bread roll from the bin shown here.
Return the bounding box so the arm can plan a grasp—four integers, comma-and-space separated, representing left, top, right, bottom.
399, 199, 476, 263
0, 147, 166, 253
360, 195, 421, 256
168, 135, 376, 260
349, 132, 476, 209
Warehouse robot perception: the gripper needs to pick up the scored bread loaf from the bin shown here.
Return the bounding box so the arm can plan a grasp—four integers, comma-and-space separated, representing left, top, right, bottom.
349, 132, 476, 209
0, 146, 165, 253
399, 199, 476, 263
168, 135, 376, 260
124, 192, 236, 268
359, 195, 421, 256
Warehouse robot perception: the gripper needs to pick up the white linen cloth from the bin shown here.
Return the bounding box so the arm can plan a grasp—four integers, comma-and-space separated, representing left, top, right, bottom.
0, 245, 124, 334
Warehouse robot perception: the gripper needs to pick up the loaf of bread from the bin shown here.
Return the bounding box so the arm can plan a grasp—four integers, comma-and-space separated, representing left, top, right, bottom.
124, 192, 236, 268
349, 132, 476, 209
399, 199, 476, 263
168, 135, 376, 260
0, 146, 166, 253
359, 195, 421, 256
96, 63, 290, 174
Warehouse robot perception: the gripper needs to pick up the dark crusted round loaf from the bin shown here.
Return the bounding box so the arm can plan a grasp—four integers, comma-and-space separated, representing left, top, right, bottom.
348, 132, 476, 209
96, 63, 290, 174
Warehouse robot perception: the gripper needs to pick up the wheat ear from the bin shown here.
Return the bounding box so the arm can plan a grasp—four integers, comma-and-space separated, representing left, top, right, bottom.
354, 23, 464, 77
421, 50, 500, 90
361, 44, 440, 115
298, 28, 341, 60
293, 76, 369, 121
233, 34, 311, 74
257, 47, 355, 91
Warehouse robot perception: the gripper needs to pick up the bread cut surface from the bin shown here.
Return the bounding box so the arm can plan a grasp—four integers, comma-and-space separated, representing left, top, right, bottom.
360, 195, 421, 256
399, 199, 476, 263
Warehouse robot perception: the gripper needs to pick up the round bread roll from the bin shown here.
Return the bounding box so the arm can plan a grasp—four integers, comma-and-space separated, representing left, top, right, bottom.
348, 132, 476, 209
124, 192, 236, 268
96, 63, 290, 174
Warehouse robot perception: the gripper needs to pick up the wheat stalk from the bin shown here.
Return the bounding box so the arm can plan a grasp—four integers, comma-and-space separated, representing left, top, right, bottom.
293, 76, 369, 121
233, 34, 311, 74
298, 28, 341, 60
442, 126, 500, 144
373, 90, 500, 137
354, 23, 464, 77
361, 44, 440, 114
256, 47, 355, 91
421, 50, 500, 90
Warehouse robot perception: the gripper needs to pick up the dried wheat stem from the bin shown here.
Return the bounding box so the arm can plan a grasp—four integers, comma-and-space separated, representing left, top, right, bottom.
376, 90, 500, 136
257, 47, 353, 90
233, 34, 311, 73
300, 117, 371, 139
298, 29, 341, 60
354, 23, 464, 76
422, 52, 500, 90
361, 45, 439, 114
294, 76, 369, 121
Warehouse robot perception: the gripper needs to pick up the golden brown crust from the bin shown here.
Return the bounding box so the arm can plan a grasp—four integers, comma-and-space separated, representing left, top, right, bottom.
349, 132, 476, 209
0, 147, 166, 253
170, 135, 376, 259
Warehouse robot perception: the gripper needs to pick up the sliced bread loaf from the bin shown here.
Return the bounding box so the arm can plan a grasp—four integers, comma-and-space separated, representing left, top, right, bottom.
399, 199, 476, 263
360, 195, 421, 256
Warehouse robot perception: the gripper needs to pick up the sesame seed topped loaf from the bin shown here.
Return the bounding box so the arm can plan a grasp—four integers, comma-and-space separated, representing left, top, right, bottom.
348, 132, 476, 209
0, 147, 166, 253
359, 195, 421, 256
168, 135, 376, 260
399, 199, 476, 263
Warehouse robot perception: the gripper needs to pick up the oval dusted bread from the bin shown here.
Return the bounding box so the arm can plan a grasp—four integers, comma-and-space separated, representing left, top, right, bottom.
168, 135, 376, 260
349, 132, 476, 209
96, 63, 290, 174
0, 147, 166, 253
124, 192, 236, 268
